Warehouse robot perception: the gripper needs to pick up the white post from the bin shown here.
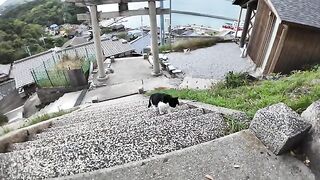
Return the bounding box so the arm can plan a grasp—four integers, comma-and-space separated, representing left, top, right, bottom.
148, 0, 161, 76
89, 5, 107, 81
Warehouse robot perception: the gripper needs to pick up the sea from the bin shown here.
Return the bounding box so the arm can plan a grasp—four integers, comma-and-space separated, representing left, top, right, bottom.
98, 0, 243, 30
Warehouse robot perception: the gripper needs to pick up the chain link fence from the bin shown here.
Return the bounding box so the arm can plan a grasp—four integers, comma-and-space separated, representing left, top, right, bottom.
31, 53, 93, 88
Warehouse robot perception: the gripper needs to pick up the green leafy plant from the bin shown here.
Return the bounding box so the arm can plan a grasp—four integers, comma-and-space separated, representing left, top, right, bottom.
225, 71, 250, 88
0, 113, 8, 125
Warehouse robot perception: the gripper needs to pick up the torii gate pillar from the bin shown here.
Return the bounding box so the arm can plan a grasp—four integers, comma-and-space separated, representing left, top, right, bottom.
148, 0, 162, 76
89, 5, 108, 81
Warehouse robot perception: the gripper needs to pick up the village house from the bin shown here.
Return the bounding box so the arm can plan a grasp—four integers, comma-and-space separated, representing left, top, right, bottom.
233, 0, 320, 74
11, 38, 134, 95
0, 64, 15, 101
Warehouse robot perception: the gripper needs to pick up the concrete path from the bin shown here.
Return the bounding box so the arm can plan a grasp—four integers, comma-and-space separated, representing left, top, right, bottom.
46, 91, 82, 113
167, 42, 256, 79
59, 130, 314, 180
179, 76, 219, 89
82, 57, 181, 103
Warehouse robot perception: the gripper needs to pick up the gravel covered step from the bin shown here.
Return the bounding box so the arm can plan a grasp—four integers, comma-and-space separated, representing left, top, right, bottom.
80, 99, 148, 113
29, 106, 199, 141
52, 102, 149, 127
0, 112, 227, 179
46, 106, 154, 132
9, 107, 202, 152
43, 104, 191, 135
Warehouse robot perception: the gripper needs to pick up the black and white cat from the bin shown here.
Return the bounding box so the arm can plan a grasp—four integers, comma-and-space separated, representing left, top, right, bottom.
148, 93, 179, 114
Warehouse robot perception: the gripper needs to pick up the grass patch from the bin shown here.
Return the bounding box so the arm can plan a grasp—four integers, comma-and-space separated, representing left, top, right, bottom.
159, 37, 223, 53
224, 115, 248, 135
23, 110, 75, 128
0, 113, 8, 126
149, 66, 320, 119
1, 127, 11, 134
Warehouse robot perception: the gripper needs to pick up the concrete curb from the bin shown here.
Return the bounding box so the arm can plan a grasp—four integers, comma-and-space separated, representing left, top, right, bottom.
0, 107, 81, 153
74, 89, 88, 106
0, 119, 53, 153
181, 100, 250, 124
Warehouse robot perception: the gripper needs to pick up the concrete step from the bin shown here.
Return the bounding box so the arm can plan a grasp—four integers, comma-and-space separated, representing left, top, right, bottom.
77, 96, 148, 111
45, 102, 191, 133
0, 112, 227, 179
59, 130, 314, 180
8, 107, 203, 152
29, 105, 194, 141
45, 106, 151, 133
50, 101, 149, 128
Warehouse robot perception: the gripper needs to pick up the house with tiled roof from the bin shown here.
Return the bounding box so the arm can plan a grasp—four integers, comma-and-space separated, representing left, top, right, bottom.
233, 0, 320, 74
11, 38, 134, 92
0, 64, 15, 101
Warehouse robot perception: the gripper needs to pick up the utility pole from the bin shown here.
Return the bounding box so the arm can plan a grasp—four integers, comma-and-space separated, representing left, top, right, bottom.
41, 34, 46, 45
25, 46, 31, 56
160, 0, 165, 45
168, 0, 172, 47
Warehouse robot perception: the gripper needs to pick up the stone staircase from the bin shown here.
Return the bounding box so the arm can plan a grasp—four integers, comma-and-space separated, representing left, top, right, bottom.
0, 95, 228, 179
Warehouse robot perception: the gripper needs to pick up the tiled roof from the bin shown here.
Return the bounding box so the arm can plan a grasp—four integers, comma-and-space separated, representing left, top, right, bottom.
270, 0, 320, 29
12, 38, 134, 88
0, 64, 11, 75
130, 34, 151, 54
12, 51, 54, 89
62, 37, 88, 48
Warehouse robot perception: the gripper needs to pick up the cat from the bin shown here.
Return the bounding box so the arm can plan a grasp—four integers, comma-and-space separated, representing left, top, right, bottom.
148, 93, 179, 114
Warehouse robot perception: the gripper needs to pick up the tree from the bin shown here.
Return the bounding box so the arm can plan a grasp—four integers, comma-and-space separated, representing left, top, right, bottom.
0, 0, 88, 64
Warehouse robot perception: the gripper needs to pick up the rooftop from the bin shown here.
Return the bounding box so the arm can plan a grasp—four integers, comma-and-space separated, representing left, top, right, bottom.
233, 0, 320, 29
270, 0, 320, 29
12, 38, 134, 88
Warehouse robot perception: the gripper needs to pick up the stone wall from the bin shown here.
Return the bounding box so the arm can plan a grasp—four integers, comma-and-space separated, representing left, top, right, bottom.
0, 79, 15, 101
37, 85, 88, 105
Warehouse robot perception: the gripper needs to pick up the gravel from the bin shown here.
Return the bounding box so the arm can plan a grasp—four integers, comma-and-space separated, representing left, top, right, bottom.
9, 107, 202, 151
167, 43, 255, 79
0, 95, 228, 179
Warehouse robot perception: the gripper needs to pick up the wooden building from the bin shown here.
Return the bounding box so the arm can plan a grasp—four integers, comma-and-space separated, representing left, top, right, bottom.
233, 0, 320, 74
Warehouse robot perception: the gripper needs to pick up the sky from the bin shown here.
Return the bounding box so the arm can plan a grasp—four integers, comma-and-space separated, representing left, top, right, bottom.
0, 0, 5, 6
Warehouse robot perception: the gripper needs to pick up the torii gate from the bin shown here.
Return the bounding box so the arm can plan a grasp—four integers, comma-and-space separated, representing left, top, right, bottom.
65, 0, 169, 81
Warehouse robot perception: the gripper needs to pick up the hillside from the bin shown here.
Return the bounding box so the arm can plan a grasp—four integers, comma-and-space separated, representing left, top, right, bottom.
0, 0, 35, 14
0, 0, 88, 64
1, 0, 88, 26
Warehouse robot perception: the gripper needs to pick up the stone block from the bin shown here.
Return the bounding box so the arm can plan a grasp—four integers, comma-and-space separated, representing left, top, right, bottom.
301, 100, 320, 131
301, 100, 320, 177
91, 96, 99, 103
249, 103, 311, 155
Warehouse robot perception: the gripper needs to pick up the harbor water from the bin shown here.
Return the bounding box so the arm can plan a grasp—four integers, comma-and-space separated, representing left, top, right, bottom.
98, 0, 242, 29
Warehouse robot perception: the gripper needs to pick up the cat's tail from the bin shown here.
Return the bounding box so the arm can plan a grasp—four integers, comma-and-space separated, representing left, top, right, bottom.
148, 99, 151, 108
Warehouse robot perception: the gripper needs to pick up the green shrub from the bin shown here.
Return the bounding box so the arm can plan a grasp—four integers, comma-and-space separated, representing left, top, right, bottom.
225, 71, 250, 88
0, 113, 8, 125
159, 44, 171, 53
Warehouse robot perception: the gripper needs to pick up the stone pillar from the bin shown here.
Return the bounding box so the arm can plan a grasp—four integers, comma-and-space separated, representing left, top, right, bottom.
89, 5, 107, 81
240, 3, 253, 48
148, 0, 161, 76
